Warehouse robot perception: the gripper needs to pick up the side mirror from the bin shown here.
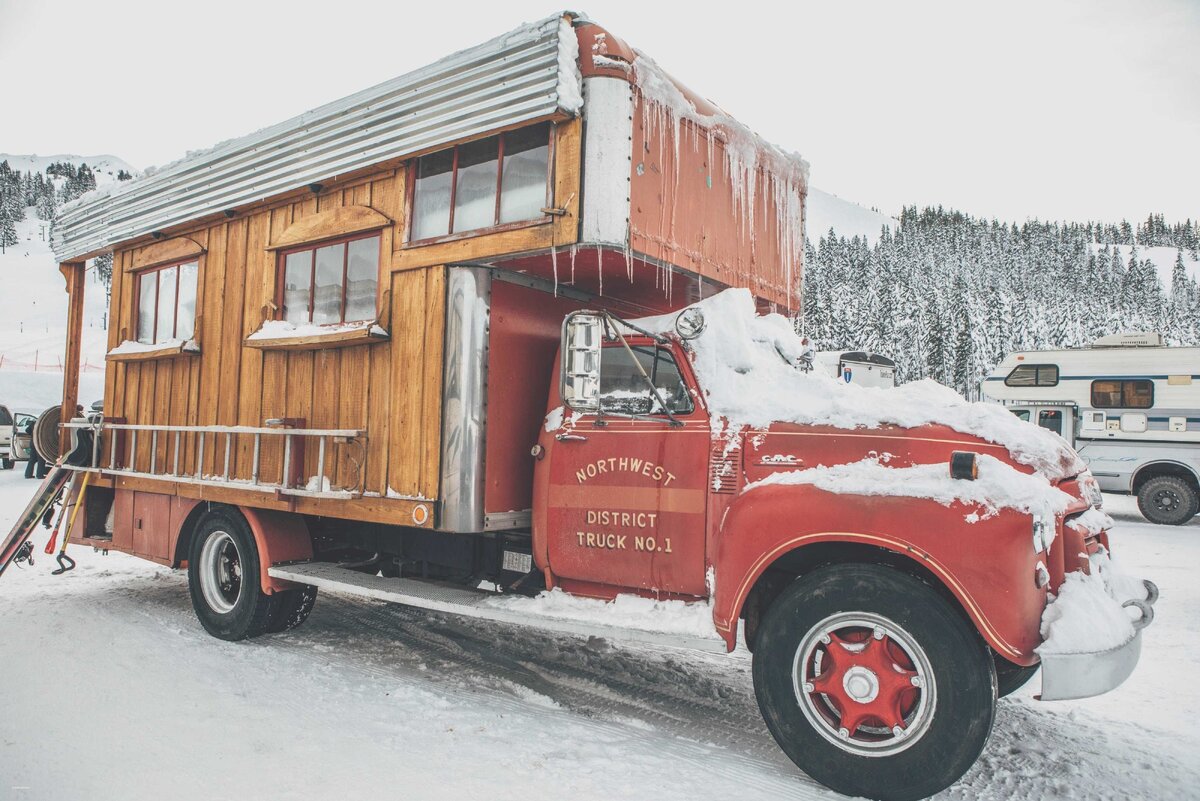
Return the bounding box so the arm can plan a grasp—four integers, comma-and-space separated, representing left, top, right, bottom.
561, 312, 603, 412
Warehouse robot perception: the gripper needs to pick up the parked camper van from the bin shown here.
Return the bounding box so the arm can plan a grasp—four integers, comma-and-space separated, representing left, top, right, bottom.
814, 350, 896, 388
983, 332, 1200, 525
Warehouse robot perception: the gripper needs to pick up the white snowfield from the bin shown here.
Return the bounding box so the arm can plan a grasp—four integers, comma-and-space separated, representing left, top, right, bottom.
0, 476, 1196, 800
634, 288, 1082, 480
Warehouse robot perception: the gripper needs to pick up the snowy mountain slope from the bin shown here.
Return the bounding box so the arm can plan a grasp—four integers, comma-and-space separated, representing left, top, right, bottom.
1091, 243, 1199, 293
806, 187, 896, 245
0, 210, 108, 408
0, 153, 139, 186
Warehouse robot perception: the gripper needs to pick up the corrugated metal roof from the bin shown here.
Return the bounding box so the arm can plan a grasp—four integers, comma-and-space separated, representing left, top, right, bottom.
53, 12, 582, 262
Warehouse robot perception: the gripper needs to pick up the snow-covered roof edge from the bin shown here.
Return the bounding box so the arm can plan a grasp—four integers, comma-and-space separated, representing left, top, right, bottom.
52, 12, 584, 262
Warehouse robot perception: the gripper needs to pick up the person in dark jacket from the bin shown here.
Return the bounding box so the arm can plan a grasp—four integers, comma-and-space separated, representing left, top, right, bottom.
23, 418, 47, 479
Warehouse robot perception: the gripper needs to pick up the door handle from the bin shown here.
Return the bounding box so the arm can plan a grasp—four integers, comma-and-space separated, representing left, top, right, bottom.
555, 432, 588, 442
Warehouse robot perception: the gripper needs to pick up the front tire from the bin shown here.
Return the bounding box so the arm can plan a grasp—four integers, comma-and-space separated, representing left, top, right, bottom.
1, 458, 13, 470
995, 655, 1040, 698
188, 510, 314, 640
752, 563, 997, 801
1137, 475, 1198, 526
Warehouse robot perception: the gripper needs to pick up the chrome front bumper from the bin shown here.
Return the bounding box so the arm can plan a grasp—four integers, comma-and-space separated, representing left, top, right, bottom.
1039, 579, 1158, 702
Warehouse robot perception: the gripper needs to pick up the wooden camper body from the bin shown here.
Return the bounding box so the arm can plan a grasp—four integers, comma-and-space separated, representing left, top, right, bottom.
51, 13, 808, 558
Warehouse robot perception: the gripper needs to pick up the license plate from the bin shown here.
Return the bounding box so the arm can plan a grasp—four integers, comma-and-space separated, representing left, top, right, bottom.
502, 551, 533, 574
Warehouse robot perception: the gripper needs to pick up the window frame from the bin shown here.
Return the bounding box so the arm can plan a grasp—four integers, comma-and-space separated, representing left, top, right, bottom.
1004, 363, 1059, 388
595, 342, 697, 418
405, 122, 556, 246
273, 230, 384, 326
132, 257, 201, 345
1090, 379, 1155, 409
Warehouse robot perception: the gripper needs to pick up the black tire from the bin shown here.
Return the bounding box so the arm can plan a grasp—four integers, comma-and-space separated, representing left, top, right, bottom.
995, 655, 1040, 698
752, 564, 997, 801
1, 458, 13, 470
266, 585, 318, 633
188, 510, 280, 641
1138, 475, 1199, 526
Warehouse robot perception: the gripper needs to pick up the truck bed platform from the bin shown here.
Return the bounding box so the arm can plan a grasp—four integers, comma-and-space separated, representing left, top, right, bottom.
268, 562, 728, 653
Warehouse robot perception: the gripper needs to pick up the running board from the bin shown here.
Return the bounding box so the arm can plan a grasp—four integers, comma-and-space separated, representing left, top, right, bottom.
268, 562, 728, 653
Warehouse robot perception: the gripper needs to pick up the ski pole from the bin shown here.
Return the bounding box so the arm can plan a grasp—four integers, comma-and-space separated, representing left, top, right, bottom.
43, 474, 77, 555
52, 471, 90, 575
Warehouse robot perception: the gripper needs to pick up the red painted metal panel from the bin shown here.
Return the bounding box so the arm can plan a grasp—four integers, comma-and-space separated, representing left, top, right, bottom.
111, 488, 134, 553
484, 279, 586, 518
534, 337, 712, 598
629, 95, 803, 312
132, 491, 172, 561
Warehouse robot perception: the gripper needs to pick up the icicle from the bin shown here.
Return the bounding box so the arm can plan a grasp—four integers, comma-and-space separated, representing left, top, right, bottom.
551, 244, 559, 297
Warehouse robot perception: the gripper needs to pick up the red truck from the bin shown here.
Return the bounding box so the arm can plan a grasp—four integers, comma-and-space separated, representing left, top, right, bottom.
17, 12, 1156, 800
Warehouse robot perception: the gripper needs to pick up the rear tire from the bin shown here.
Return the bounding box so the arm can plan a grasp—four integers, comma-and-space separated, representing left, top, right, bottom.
752, 563, 996, 801
188, 510, 278, 640
1137, 475, 1198, 526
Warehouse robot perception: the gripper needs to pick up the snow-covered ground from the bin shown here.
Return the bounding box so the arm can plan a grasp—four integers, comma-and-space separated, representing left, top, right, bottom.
0, 473, 1195, 800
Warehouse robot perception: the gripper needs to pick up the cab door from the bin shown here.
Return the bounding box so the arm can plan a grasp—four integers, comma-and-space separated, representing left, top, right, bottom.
538, 338, 710, 598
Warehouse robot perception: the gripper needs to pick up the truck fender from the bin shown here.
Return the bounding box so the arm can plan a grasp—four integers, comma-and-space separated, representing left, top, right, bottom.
239, 507, 313, 595
712, 485, 1048, 666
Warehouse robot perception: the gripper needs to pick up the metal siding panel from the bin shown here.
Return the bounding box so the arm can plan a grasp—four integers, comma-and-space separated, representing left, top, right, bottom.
54, 15, 578, 261
580, 76, 634, 245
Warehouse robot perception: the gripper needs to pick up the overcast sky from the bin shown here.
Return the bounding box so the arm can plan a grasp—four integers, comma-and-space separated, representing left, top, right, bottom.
2, 0, 1196, 223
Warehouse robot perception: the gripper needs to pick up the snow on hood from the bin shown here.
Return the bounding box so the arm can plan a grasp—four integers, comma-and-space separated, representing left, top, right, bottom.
632, 288, 1084, 480
745, 455, 1075, 527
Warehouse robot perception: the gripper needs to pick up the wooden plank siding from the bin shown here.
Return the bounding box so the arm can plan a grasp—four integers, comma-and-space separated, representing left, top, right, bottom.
100, 119, 582, 525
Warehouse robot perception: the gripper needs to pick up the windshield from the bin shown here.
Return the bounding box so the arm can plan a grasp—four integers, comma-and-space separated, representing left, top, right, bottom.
599, 344, 693, 416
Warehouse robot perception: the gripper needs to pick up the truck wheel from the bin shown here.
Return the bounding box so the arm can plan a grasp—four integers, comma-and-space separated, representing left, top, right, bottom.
994, 655, 1040, 698
1137, 476, 1198, 526
188, 511, 280, 641
1, 458, 12, 470
752, 564, 996, 801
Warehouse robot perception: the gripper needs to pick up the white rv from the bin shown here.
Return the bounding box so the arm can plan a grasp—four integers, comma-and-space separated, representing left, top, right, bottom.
814, 351, 897, 388
983, 332, 1200, 525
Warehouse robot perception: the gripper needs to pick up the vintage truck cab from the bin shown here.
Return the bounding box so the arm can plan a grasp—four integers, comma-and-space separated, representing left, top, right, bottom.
529, 293, 1157, 800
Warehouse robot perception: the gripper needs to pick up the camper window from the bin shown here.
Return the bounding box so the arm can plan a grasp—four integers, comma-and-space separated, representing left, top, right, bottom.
1004, 364, 1059, 388
278, 233, 381, 326
409, 122, 552, 242
135, 259, 199, 344
1091, 379, 1154, 409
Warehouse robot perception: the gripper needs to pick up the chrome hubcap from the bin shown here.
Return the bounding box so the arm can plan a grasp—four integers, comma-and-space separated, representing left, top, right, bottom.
842, 666, 880, 703
793, 612, 937, 757
199, 530, 242, 614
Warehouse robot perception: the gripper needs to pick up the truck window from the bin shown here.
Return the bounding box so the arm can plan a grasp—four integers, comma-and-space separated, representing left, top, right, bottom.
1091, 379, 1153, 409
1038, 409, 1063, 435
0, 406, 10, 426
1011, 410, 1030, 422
1004, 364, 1059, 387
599, 345, 693, 416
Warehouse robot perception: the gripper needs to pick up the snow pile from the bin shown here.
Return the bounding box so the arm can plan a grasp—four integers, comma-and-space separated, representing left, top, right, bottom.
246, 319, 385, 341
543, 405, 582, 433
1038, 552, 1147, 656
634, 288, 1084, 479
485, 588, 721, 640
108, 338, 199, 355
745, 455, 1074, 525
555, 16, 584, 114
305, 475, 332, 492
1066, 507, 1115, 536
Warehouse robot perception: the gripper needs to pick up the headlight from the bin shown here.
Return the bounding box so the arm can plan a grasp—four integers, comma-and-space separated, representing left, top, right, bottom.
1078, 472, 1103, 508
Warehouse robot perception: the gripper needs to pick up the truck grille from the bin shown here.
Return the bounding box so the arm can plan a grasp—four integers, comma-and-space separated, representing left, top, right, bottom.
709, 441, 741, 494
